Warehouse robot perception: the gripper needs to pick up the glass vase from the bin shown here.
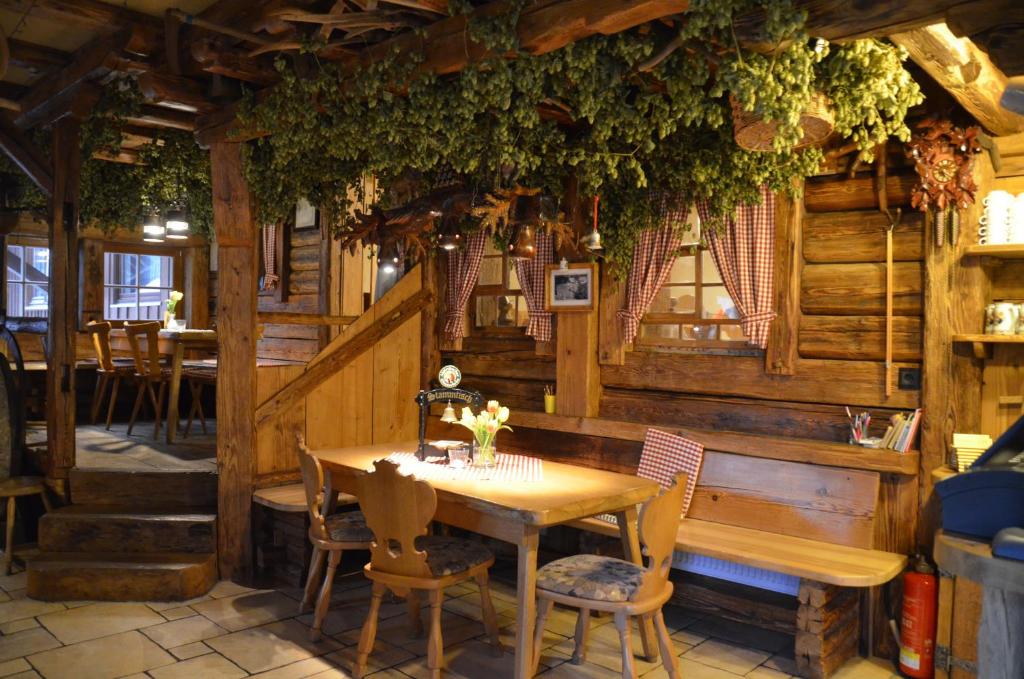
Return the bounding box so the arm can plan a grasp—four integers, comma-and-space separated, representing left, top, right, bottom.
164, 311, 175, 329
472, 440, 496, 468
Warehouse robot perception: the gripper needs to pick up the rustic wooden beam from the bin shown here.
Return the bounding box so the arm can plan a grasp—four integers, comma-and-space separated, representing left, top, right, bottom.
8, 38, 69, 76
256, 312, 358, 326
891, 23, 1024, 136
126, 105, 197, 132
255, 286, 433, 427
765, 181, 803, 375
0, 0, 160, 55
0, 114, 53, 196
211, 141, 258, 582
190, 38, 279, 86
15, 31, 129, 130
946, 0, 1024, 77
137, 71, 218, 114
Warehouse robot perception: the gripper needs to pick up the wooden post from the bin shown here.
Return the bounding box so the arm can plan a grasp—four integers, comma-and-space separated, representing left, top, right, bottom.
765, 182, 803, 375
211, 141, 258, 582
46, 115, 83, 485
185, 245, 211, 329
597, 266, 626, 366
420, 254, 440, 390
79, 238, 104, 324
555, 279, 601, 418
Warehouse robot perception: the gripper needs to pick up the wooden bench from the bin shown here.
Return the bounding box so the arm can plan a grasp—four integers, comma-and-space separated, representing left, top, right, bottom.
431, 412, 916, 679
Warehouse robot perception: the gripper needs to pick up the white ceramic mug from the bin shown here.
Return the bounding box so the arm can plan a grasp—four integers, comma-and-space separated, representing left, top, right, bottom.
984, 190, 1015, 208
986, 302, 1020, 335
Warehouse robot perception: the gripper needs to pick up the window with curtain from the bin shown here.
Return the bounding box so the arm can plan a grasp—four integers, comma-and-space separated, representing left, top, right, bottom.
5, 241, 50, 318
103, 249, 177, 321
471, 240, 528, 333
638, 247, 749, 348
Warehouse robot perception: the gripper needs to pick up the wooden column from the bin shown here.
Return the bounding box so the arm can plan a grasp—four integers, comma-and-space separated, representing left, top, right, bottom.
79, 238, 104, 324
555, 282, 600, 417
597, 266, 626, 365
211, 141, 258, 582
765, 182, 803, 375
185, 245, 211, 329
46, 115, 83, 485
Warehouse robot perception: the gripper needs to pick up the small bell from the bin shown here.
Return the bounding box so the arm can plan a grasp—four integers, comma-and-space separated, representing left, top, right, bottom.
440, 401, 457, 423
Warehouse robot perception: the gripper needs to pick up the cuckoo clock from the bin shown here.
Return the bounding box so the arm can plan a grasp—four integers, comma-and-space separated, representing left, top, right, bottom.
907, 118, 982, 246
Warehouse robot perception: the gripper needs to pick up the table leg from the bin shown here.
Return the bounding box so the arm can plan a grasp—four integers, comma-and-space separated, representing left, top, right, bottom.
514, 526, 540, 679
617, 506, 658, 662
166, 343, 186, 444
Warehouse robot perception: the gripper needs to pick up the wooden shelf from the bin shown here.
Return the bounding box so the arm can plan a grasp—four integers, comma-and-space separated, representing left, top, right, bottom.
952, 333, 1024, 359
962, 244, 1024, 260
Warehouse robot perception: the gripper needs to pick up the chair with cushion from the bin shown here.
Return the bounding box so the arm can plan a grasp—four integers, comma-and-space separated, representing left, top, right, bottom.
533, 474, 687, 679
352, 458, 503, 679
296, 435, 373, 640
86, 321, 136, 429
123, 321, 172, 438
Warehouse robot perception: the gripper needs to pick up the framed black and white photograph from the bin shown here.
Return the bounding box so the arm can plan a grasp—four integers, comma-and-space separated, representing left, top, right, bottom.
294, 198, 319, 231
545, 262, 596, 312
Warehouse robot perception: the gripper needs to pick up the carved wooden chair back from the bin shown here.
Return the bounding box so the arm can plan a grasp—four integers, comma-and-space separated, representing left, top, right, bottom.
356, 459, 436, 579
86, 321, 114, 372
296, 435, 331, 544
635, 472, 687, 600
124, 321, 163, 379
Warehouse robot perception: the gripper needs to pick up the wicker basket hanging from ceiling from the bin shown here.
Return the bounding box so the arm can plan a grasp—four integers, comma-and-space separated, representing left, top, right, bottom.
731, 92, 834, 152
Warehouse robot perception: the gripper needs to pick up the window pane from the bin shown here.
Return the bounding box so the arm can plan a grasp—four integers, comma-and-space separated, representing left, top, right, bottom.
649, 285, 695, 314
508, 261, 520, 291
105, 287, 139, 320
475, 295, 522, 328
702, 251, 722, 284
23, 284, 48, 317
515, 297, 529, 326
139, 255, 168, 288
25, 246, 49, 281
6, 245, 22, 282
105, 253, 137, 286
139, 288, 167, 321
7, 282, 23, 316
682, 324, 719, 341
640, 324, 680, 340
479, 256, 503, 286
702, 285, 738, 320
475, 296, 496, 327
668, 255, 695, 285
719, 325, 747, 341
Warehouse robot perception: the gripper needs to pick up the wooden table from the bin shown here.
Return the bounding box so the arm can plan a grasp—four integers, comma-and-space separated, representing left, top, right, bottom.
311, 441, 660, 679
109, 329, 218, 443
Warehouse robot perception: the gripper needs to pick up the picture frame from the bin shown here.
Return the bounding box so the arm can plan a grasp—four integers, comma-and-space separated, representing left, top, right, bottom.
294, 198, 319, 231
545, 262, 597, 312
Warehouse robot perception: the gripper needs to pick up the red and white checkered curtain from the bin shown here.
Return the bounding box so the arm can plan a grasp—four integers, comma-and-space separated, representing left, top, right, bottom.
696, 185, 776, 349
261, 223, 279, 291
444, 232, 487, 341
617, 225, 683, 345
514, 232, 554, 342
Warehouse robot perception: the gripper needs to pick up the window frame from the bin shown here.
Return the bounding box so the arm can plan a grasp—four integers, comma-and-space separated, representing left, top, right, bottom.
636, 244, 752, 351
101, 243, 185, 325
469, 246, 529, 337
4, 236, 50, 319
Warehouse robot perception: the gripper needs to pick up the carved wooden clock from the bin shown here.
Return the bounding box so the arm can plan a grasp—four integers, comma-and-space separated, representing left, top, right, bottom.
907, 118, 982, 246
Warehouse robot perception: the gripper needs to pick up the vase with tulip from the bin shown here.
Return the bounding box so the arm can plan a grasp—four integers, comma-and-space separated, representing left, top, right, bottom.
455, 400, 511, 468
164, 290, 184, 329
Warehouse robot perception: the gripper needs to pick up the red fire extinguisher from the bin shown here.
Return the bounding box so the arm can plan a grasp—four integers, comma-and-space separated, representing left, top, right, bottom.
899, 556, 938, 678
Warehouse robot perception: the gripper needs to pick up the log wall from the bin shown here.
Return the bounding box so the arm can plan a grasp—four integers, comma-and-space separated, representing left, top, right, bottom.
257, 227, 324, 362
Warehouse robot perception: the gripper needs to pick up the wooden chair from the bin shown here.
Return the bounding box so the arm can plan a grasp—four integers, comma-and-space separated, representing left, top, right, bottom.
182, 364, 217, 437
296, 436, 373, 640
353, 459, 503, 679
86, 321, 136, 429
123, 321, 172, 438
532, 474, 688, 679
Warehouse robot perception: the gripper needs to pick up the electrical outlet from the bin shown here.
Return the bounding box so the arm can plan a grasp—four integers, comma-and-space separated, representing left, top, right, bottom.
898, 367, 921, 390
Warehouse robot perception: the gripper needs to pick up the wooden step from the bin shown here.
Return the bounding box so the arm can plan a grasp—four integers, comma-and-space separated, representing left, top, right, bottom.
27, 552, 217, 602
39, 506, 216, 554
70, 468, 218, 508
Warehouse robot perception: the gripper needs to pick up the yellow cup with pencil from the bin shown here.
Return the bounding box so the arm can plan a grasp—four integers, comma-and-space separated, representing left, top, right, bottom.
544, 385, 556, 414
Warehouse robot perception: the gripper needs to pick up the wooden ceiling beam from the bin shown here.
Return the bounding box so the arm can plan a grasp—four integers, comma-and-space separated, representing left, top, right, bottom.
946, 0, 1024, 76
0, 113, 52, 196
190, 38, 280, 86
891, 22, 1024, 136
0, 0, 161, 56
137, 71, 218, 114
126, 105, 196, 132
8, 39, 69, 76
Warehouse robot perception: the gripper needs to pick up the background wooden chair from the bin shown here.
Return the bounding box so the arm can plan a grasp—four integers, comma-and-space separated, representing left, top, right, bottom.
296, 436, 373, 640
182, 364, 217, 437
86, 321, 136, 429
123, 321, 172, 438
532, 474, 687, 679
353, 459, 502, 679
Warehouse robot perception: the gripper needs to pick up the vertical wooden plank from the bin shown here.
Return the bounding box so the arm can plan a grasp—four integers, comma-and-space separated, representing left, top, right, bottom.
275, 220, 290, 304
598, 266, 626, 365
46, 115, 82, 484
420, 254, 440, 391
256, 364, 305, 478
556, 306, 600, 417
371, 266, 423, 444
766, 182, 802, 375
318, 231, 330, 348
79, 238, 104, 324
918, 155, 992, 546
211, 141, 258, 583
980, 344, 1023, 439
185, 245, 210, 329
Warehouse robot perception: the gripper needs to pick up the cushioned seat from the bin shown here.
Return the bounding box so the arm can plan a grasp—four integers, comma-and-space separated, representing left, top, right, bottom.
325, 511, 374, 543
537, 553, 644, 603
414, 535, 493, 577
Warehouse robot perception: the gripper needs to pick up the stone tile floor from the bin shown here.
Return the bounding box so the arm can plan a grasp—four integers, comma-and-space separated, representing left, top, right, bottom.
0, 567, 902, 679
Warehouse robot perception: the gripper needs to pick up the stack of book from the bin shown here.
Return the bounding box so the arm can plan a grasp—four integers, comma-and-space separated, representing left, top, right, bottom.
880, 409, 922, 452
951, 433, 992, 472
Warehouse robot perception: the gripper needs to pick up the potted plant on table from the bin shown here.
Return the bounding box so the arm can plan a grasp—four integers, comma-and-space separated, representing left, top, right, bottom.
456, 400, 512, 468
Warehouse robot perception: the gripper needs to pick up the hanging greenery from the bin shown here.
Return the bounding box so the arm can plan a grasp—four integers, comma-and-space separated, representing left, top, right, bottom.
0, 77, 214, 236
240, 0, 923, 268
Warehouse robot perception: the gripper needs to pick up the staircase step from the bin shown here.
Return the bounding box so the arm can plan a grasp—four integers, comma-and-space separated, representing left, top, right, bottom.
27, 552, 217, 602
70, 468, 217, 508
39, 506, 216, 554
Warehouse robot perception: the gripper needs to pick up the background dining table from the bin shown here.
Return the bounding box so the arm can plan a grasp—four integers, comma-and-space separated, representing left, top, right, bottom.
108, 328, 218, 443
311, 441, 661, 679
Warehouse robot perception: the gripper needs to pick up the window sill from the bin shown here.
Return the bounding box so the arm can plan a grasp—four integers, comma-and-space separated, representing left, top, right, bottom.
634, 342, 763, 358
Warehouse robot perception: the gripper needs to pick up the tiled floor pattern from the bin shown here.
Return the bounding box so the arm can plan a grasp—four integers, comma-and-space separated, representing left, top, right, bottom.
26, 422, 217, 472
0, 568, 902, 679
